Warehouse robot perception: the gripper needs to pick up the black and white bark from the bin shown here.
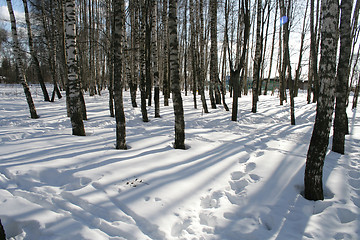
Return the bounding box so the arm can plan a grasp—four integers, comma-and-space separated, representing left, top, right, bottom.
113, 0, 127, 149
252, 0, 263, 113
332, 0, 353, 154
169, 0, 185, 149
7, 0, 39, 119
151, 0, 160, 118
65, 0, 86, 136
210, 0, 228, 111
304, 0, 339, 201
139, 0, 149, 122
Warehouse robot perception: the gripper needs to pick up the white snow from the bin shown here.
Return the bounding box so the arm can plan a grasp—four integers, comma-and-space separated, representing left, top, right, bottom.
0, 84, 359, 240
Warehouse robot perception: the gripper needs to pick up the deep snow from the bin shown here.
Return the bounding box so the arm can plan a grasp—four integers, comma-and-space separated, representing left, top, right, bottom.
0, 84, 359, 240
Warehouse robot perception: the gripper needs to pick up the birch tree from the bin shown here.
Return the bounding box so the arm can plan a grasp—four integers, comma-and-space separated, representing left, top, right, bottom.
151, 0, 161, 118
65, 0, 86, 136
7, 0, 39, 119
304, 0, 339, 201
169, 0, 185, 149
252, 0, 263, 113
113, 0, 126, 149
279, 0, 295, 125
23, 0, 50, 102
332, 0, 353, 154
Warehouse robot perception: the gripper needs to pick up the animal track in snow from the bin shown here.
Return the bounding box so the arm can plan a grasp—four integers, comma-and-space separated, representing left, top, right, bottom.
249, 174, 261, 182
239, 155, 251, 163
336, 208, 357, 224
229, 179, 249, 194
255, 151, 265, 157
245, 162, 256, 173
231, 171, 245, 180
348, 170, 360, 179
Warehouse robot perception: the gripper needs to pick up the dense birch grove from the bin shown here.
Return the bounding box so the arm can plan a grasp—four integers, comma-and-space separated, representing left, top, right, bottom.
1, 0, 360, 199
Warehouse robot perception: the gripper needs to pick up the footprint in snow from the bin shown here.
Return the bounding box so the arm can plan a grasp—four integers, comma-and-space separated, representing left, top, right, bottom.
336, 208, 357, 224
351, 197, 360, 208
238, 155, 251, 163
313, 201, 333, 215
229, 179, 249, 194
348, 170, 360, 179
245, 162, 256, 173
255, 151, 265, 157
231, 171, 245, 181
249, 174, 261, 182
348, 179, 360, 191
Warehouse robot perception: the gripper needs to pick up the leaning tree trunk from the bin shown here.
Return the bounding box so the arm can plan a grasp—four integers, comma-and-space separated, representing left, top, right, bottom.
169, 0, 185, 149
113, 0, 127, 149
304, 0, 339, 201
332, 0, 353, 154
23, 0, 50, 102
65, 0, 86, 136
7, 0, 39, 119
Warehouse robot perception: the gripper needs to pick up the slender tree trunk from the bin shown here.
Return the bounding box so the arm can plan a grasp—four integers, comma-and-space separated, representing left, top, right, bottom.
139, 0, 149, 122
294, 0, 309, 97
106, 0, 114, 117
169, 0, 185, 149
332, 0, 353, 154
198, 0, 209, 114
353, 74, 360, 109
183, 0, 188, 97
264, 1, 278, 95
304, 0, 339, 201
163, 0, 170, 106
151, 0, 160, 118
7, 0, 39, 119
65, 0, 86, 136
129, 0, 138, 108
252, 0, 262, 113
228, 0, 250, 121
113, 0, 127, 149
279, 0, 295, 125
189, 0, 197, 109
23, 0, 50, 102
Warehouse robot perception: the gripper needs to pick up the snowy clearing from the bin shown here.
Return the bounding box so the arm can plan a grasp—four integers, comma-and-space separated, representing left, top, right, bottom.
0, 84, 359, 240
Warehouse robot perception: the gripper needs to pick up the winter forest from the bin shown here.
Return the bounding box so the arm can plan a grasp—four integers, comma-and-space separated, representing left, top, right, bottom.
0, 0, 360, 239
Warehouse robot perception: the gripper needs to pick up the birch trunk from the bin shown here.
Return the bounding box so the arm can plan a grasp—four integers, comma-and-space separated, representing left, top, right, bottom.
151, 0, 160, 118
332, 0, 353, 154
7, 0, 39, 119
169, 0, 185, 149
65, 0, 86, 136
113, 0, 127, 149
252, 0, 262, 113
23, 0, 50, 102
304, 0, 339, 201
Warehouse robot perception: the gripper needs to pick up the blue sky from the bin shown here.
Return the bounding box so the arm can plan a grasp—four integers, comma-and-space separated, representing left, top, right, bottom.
0, 0, 25, 29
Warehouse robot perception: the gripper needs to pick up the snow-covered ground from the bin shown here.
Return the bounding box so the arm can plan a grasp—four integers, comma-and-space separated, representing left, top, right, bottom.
0, 84, 359, 240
